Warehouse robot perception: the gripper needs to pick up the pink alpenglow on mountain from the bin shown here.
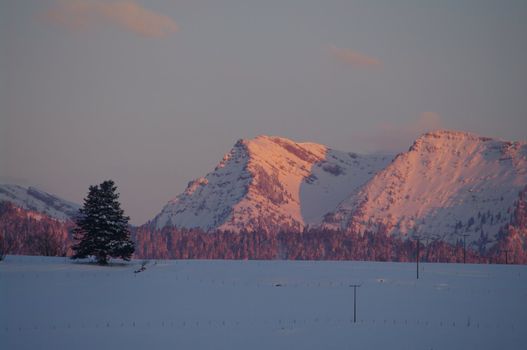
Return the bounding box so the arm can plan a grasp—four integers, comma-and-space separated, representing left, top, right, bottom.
151, 130, 526, 253
151, 135, 392, 232
323, 130, 527, 248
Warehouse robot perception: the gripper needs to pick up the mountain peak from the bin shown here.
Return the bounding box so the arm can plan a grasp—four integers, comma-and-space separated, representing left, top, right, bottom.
324, 130, 526, 247
407, 129, 499, 154
243, 135, 328, 165
424, 129, 478, 137
418, 129, 495, 142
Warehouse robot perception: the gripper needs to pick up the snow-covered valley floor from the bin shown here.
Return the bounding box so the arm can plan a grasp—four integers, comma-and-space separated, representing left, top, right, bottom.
1, 256, 526, 350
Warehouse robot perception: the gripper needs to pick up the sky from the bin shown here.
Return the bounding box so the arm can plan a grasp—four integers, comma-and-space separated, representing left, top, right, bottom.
1, 0, 526, 225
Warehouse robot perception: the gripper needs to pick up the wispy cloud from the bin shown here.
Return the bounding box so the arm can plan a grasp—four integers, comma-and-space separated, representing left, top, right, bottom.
329, 45, 382, 68
44, 0, 179, 38
358, 112, 444, 152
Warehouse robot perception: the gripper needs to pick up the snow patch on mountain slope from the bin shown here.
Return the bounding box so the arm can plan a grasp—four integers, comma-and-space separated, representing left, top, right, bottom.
0, 184, 80, 221
151, 136, 392, 232
323, 130, 527, 247
300, 150, 392, 225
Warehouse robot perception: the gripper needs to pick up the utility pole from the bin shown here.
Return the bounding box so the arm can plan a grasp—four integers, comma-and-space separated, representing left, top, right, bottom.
349, 284, 361, 323
416, 237, 420, 280
462, 234, 469, 264
501, 249, 510, 264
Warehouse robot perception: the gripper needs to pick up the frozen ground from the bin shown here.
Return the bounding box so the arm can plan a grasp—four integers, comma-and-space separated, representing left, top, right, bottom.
1, 256, 526, 350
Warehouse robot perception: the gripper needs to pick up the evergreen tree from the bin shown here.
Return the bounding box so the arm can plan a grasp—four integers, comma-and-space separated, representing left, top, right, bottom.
72, 180, 134, 265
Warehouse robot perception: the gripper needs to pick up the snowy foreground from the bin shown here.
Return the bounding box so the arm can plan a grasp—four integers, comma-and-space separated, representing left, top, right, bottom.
1, 256, 526, 350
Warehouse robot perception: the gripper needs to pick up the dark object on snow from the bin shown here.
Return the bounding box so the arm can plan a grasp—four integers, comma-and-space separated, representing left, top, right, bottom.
134, 261, 147, 274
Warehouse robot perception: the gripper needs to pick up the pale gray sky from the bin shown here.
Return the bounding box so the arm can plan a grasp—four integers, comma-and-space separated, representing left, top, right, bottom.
1, 0, 526, 224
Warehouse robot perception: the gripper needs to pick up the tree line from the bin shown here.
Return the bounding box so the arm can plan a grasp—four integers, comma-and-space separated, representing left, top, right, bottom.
2, 181, 526, 264
132, 226, 506, 263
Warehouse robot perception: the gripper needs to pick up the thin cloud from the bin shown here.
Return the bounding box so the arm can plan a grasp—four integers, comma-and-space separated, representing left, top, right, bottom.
329, 45, 382, 68
44, 0, 179, 38
359, 112, 444, 152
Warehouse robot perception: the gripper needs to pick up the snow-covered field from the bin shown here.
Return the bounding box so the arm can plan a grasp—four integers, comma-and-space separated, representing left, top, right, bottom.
1, 256, 526, 350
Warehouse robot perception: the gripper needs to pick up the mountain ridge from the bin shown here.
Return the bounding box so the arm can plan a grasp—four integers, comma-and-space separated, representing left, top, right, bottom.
150, 135, 393, 232
150, 129, 526, 251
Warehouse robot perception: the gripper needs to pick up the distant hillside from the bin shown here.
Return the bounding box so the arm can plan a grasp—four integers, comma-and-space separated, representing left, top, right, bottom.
0, 184, 80, 221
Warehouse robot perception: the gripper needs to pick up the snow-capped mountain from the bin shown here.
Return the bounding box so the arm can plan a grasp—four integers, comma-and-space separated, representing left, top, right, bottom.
323, 130, 527, 248
0, 184, 80, 222
151, 135, 392, 232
